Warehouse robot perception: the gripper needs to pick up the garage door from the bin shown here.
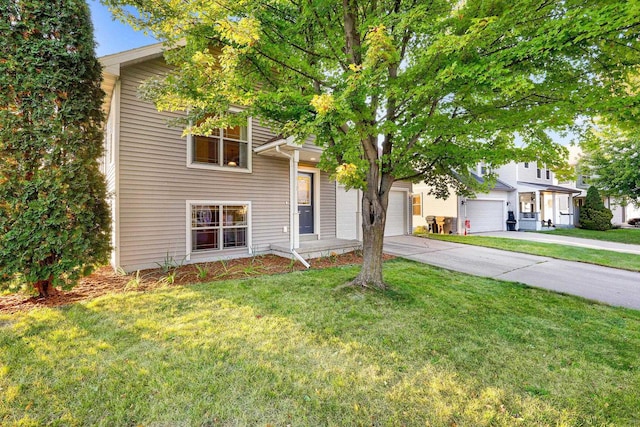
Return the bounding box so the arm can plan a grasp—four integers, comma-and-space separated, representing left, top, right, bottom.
465, 200, 504, 233
336, 184, 359, 240
385, 191, 407, 236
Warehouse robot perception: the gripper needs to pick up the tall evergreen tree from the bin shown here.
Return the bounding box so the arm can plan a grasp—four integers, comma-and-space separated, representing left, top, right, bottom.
0, 0, 111, 296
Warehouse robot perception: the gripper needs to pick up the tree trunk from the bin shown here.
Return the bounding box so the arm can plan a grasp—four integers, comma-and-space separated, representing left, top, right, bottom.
351, 178, 389, 290
33, 275, 52, 298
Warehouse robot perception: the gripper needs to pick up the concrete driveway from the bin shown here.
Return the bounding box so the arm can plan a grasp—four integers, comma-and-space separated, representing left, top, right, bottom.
384, 235, 640, 310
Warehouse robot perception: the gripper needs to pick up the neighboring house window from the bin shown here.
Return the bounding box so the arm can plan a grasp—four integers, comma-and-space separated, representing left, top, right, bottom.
412, 194, 422, 216
536, 167, 541, 178
524, 162, 529, 168
480, 165, 487, 175
578, 173, 591, 187
187, 116, 251, 172
546, 169, 550, 179
189, 202, 250, 252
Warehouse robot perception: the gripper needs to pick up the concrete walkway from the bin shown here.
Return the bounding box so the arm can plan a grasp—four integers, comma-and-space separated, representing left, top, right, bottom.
474, 231, 640, 255
384, 235, 640, 310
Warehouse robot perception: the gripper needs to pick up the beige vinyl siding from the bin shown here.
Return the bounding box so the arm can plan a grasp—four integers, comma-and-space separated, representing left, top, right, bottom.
117, 58, 290, 271
319, 170, 336, 239
392, 181, 412, 192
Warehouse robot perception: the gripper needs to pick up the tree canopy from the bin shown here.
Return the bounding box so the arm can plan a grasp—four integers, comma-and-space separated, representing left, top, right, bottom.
0, 0, 111, 296
103, 0, 640, 288
580, 124, 640, 207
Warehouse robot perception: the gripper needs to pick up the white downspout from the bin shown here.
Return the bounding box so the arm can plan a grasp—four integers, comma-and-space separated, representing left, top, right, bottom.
275, 145, 310, 268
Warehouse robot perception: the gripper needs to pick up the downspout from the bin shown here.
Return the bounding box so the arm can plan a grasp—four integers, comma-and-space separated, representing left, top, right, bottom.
276, 145, 310, 269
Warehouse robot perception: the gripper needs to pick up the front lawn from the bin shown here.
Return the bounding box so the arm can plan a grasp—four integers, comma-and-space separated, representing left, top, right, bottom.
423, 234, 640, 272
538, 227, 640, 245
1, 260, 639, 426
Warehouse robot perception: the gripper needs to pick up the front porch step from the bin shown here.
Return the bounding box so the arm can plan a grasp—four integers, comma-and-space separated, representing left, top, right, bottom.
271, 238, 362, 261
299, 234, 319, 242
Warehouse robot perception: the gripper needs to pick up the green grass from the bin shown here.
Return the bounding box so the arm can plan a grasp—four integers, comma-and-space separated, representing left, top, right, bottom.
2, 261, 640, 425
423, 234, 640, 272
538, 227, 640, 245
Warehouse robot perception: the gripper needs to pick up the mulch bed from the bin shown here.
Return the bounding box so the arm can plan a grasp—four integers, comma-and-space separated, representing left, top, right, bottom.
0, 252, 392, 315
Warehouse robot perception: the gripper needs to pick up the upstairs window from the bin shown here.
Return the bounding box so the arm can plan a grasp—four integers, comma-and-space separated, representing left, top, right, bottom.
524, 162, 529, 168
536, 167, 541, 179
546, 169, 550, 179
188, 116, 251, 172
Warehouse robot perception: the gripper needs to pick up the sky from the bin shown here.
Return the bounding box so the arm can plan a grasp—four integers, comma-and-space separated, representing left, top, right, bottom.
89, 0, 158, 57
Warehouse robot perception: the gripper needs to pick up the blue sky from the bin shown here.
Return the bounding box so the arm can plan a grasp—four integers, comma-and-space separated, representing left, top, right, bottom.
90, 0, 157, 57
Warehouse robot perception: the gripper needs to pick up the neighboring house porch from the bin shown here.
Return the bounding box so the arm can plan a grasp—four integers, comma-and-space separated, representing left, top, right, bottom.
516, 182, 581, 230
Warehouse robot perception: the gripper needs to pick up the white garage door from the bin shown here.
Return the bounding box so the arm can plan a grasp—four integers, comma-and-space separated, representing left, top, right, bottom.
465, 200, 504, 233
336, 184, 359, 240
385, 191, 407, 236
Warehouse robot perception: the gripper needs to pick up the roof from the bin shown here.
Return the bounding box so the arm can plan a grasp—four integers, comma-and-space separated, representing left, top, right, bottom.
469, 171, 516, 192
99, 42, 181, 116
517, 181, 582, 194
253, 136, 322, 163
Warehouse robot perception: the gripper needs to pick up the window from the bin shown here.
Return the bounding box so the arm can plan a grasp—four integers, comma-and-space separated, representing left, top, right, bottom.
188, 117, 251, 172
524, 162, 529, 168
412, 194, 422, 216
536, 167, 541, 178
546, 169, 550, 179
578, 173, 591, 188
189, 202, 249, 253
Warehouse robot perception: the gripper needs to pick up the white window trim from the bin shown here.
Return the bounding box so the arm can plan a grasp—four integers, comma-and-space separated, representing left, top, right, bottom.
185, 200, 252, 261
186, 109, 253, 174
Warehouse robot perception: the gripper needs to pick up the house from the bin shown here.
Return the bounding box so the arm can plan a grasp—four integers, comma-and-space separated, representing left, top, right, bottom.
99, 44, 411, 272
413, 171, 517, 234
413, 161, 581, 234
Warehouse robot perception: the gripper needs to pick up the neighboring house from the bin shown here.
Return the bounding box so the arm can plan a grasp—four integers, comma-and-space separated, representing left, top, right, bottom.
413, 161, 581, 234
413, 171, 516, 234
564, 146, 640, 225
99, 44, 411, 272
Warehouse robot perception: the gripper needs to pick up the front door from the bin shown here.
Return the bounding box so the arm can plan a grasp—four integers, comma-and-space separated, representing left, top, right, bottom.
298, 172, 314, 234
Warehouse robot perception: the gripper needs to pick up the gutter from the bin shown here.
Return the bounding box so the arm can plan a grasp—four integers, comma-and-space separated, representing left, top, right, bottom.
291, 249, 311, 269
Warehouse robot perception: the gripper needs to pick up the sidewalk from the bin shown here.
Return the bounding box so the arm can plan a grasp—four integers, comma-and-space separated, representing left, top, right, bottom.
474, 231, 640, 255
384, 235, 640, 310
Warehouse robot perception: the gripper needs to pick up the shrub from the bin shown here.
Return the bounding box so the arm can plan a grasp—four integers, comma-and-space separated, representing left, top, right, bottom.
579, 186, 613, 231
